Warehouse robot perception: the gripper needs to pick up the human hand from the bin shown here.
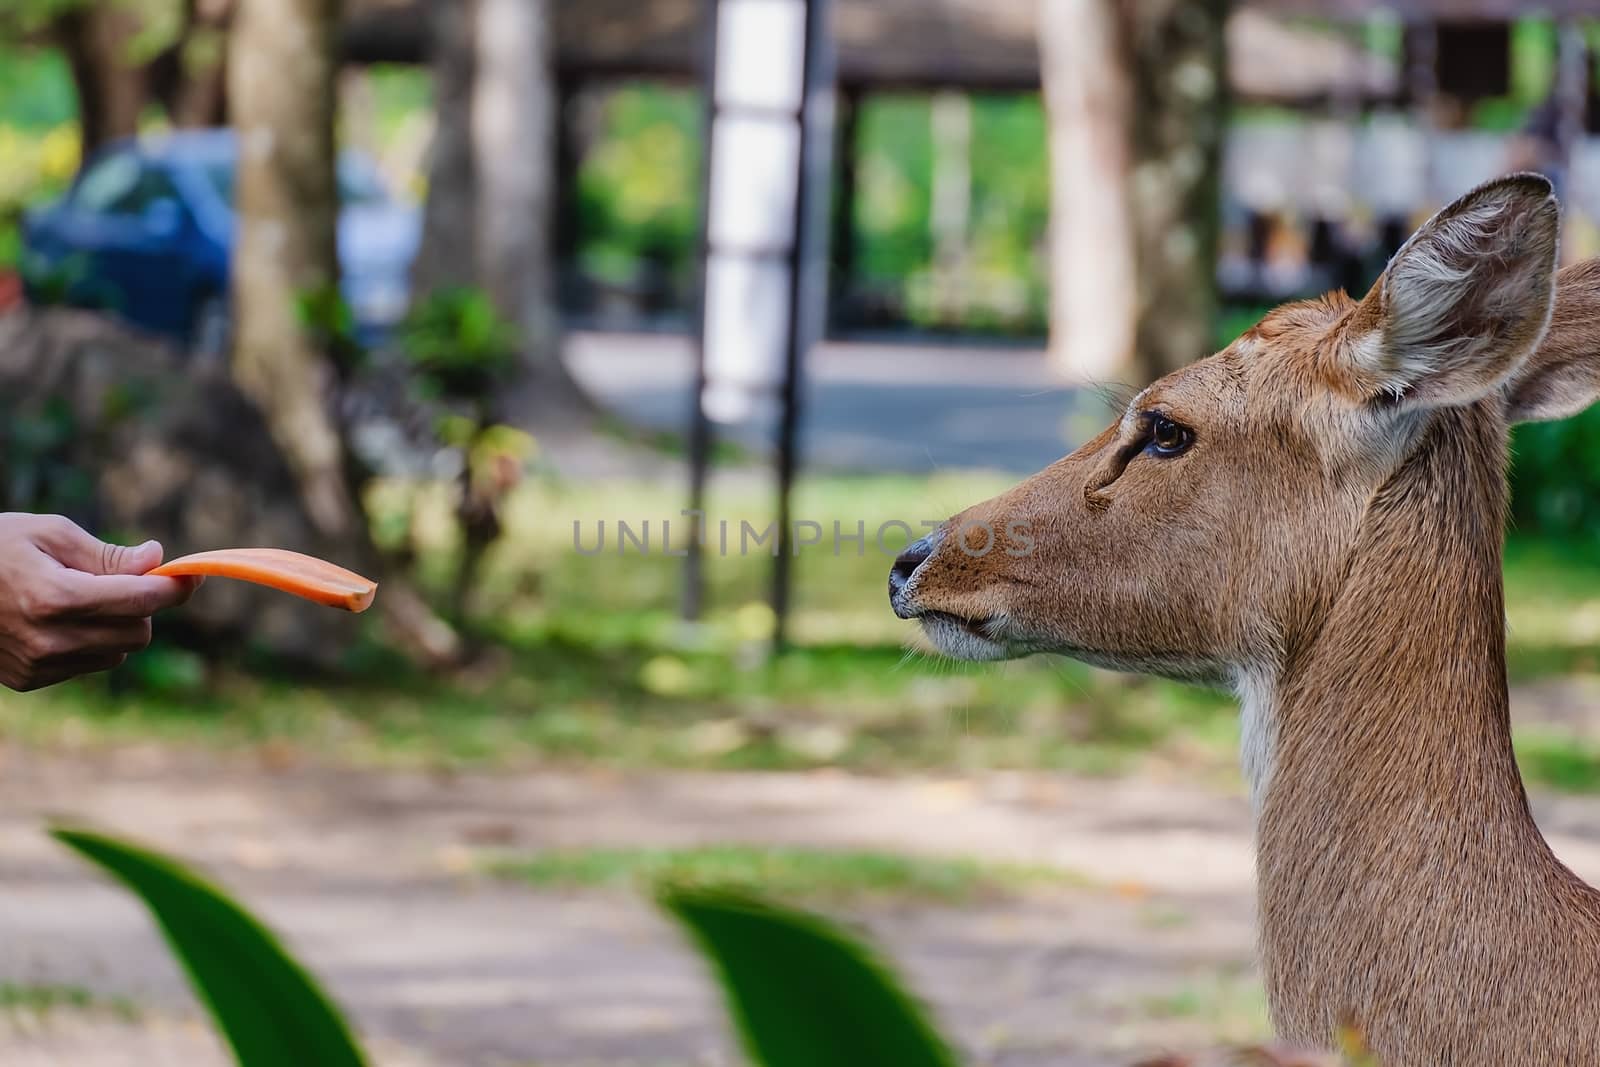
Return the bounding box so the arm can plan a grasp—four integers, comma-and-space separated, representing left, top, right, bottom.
0, 514, 201, 691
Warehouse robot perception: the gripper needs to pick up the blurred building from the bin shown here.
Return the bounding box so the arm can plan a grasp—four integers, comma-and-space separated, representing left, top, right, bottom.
344, 0, 1600, 333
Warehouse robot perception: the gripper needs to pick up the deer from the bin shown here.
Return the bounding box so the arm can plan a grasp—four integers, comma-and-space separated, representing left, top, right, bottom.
888, 174, 1600, 1065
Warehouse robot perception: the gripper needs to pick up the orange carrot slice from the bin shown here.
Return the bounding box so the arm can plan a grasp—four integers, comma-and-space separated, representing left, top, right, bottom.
149, 549, 378, 613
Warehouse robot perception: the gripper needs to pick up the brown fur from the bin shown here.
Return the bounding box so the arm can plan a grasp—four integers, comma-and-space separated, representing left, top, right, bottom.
892, 175, 1600, 1063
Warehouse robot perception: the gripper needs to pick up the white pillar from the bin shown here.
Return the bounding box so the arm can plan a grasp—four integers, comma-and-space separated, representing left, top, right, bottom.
701, 0, 812, 424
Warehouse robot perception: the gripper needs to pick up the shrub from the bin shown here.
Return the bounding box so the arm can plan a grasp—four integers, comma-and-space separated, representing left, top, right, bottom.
1509, 407, 1600, 538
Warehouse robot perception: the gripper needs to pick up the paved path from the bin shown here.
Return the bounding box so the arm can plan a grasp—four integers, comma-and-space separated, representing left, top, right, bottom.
565, 333, 1090, 475
7, 745, 1600, 1066
1, 750, 1255, 1067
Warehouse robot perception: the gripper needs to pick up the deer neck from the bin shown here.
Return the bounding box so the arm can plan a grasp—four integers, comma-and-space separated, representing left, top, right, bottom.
1263, 404, 1533, 853
1253, 403, 1587, 1041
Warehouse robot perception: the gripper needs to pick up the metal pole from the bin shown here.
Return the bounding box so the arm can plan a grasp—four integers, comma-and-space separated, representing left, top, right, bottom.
829, 85, 860, 335
771, 0, 835, 652
1406, 18, 1438, 209
681, 0, 721, 622
1555, 17, 1587, 226
553, 74, 581, 295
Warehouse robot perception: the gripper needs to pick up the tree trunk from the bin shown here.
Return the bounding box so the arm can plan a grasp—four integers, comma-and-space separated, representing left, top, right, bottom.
227, 0, 355, 540
51, 0, 235, 161
228, 0, 463, 667
164, 0, 234, 128
412, 0, 478, 298
929, 91, 972, 325
56, 5, 150, 157
470, 0, 589, 426
412, 0, 590, 426
1127, 0, 1228, 382
1040, 0, 1227, 391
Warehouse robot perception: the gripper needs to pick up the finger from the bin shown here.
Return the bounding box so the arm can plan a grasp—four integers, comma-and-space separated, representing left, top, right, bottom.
51, 618, 154, 658
29, 652, 128, 690
19, 619, 151, 661
48, 571, 200, 620
32, 517, 163, 577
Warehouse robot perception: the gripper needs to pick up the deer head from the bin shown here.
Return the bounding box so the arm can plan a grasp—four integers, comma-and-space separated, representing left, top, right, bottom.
891, 174, 1581, 692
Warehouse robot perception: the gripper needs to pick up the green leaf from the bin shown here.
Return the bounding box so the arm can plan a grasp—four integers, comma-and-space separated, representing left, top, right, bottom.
52, 828, 368, 1067
660, 888, 959, 1067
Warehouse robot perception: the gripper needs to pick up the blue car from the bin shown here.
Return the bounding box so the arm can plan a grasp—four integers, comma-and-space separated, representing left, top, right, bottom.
20, 129, 418, 358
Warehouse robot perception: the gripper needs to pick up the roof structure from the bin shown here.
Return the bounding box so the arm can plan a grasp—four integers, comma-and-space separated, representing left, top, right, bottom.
1262, 0, 1589, 15
343, 0, 1414, 105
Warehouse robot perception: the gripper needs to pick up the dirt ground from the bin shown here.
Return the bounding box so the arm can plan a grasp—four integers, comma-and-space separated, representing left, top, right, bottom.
5, 740, 1600, 1066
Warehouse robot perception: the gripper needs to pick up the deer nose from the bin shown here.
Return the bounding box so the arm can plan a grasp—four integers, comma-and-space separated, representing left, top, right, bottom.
889, 535, 936, 616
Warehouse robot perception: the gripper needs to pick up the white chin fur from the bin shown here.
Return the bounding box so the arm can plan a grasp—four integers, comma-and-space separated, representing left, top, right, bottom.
1231, 665, 1280, 815
918, 615, 1011, 661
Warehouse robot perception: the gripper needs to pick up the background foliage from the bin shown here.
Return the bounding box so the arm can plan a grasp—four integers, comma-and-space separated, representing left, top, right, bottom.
1511, 409, 1600, 538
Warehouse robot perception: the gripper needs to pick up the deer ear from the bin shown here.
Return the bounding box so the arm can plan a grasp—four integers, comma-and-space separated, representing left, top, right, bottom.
1503, 261, 1600, 423
1339, 174, 1559, 411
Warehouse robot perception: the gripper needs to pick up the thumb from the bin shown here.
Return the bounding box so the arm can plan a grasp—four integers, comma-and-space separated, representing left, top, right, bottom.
36, 520, 164, 576
101, 539, 165, 576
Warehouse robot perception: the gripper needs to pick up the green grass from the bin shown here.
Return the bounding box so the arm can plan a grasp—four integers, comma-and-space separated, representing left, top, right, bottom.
0, 647, 1237, 779
487, 845, 1076, 904
2, 473, 1600, 794
0, 982, 138, 1022
1514, 732, 1600, 794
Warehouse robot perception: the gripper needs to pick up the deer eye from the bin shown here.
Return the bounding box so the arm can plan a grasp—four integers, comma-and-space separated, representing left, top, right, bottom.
1147, 415, 1194, 457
